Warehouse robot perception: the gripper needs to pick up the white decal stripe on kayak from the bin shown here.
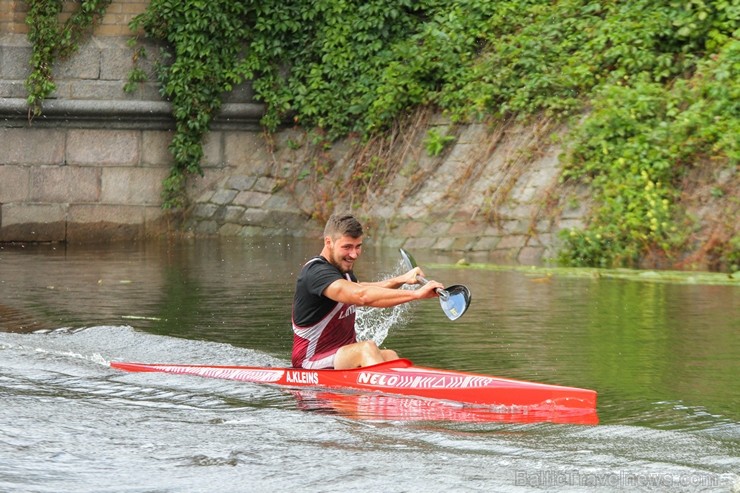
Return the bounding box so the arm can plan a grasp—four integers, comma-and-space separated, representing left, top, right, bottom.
389, 367, 561, 387
152, 365, 283, 383
357, 372, 495, 389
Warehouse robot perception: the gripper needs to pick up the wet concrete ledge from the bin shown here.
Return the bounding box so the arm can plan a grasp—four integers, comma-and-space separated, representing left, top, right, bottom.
0, 98, 265, 131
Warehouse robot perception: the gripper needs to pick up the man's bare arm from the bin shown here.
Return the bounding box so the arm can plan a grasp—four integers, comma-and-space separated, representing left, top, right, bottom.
359, 267, 425, 290
323, 276, 441, 308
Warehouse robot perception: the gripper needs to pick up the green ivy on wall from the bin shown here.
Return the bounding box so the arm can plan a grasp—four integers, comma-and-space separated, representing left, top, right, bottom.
128, 0, 252, 208
560, 40, 740, 268
25, 0, 111, 117
26, 0, 738, 269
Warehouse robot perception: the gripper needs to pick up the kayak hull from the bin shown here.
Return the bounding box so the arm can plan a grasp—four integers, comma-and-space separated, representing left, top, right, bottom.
110, 358, 597, 421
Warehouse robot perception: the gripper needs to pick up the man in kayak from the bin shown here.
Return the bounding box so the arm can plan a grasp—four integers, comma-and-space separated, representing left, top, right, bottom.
292, 213, 443, 369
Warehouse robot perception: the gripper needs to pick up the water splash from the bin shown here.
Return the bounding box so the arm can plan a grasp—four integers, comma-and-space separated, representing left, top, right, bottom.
355, 303, 411, 346
354, 263, 417, 346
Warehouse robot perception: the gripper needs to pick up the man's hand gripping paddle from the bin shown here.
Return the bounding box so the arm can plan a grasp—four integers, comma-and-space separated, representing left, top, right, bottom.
399, 248, 472, 321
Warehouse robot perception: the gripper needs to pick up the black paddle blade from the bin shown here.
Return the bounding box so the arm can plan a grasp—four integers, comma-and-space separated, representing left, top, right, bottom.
439, 284, 472, 321
399, 248, 416, 271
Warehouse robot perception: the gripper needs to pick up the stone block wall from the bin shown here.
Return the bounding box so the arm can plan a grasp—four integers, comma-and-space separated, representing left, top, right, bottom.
185, 119, 589, 265
1, 1, 164, 242
0, 0, 150, 36
1, 127, 168, 241
0, 1, 30, 35
0, 1, 263, 243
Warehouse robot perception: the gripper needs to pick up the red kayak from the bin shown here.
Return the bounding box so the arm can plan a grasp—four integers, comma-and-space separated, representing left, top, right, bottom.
110, 358, 597, 423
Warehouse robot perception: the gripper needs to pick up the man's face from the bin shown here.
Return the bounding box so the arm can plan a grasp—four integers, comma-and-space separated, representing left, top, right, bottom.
327, 234, 363, 273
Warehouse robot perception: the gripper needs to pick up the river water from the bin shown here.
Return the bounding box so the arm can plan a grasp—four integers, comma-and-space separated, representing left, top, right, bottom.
1, 237, 738, 492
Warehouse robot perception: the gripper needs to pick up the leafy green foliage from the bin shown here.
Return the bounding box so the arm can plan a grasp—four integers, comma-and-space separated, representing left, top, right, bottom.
123, 67, 147, 94
25, 0, 112, 117
560, 38, 740, 267
26, 0, 735, 266
727, 235, 740, 273
424, 129, 456, 157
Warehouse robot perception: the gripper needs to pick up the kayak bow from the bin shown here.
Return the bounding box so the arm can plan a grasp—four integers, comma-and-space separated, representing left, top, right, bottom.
110, 359, 597, 419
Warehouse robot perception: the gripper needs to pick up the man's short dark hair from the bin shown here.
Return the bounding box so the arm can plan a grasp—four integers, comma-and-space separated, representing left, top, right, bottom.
324, 213, 363, 240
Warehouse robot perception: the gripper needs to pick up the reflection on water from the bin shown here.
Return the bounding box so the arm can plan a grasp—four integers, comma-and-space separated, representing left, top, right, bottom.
290, 389, 599, 425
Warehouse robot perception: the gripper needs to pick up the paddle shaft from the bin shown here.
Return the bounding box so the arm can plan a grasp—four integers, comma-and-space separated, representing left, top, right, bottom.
415, 272, 450, 300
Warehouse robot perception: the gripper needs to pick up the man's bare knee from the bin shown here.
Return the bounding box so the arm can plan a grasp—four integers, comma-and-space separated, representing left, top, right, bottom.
360, 340, 379, 353
335, 340, 382, 369
381, 348, 399, 361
